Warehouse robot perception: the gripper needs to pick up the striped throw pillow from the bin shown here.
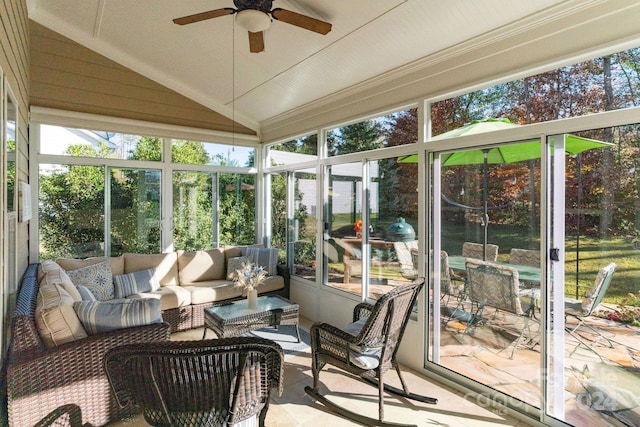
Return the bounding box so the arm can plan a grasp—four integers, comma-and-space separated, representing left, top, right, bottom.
113, 268, 161, 298
244, 247, 279, 276
73, 299, 162, 335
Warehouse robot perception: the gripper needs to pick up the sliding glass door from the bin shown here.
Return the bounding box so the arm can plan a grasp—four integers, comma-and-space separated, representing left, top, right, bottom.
430, 138, 543, 413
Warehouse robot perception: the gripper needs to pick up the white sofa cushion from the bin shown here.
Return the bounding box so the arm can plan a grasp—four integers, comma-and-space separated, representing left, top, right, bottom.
226, 256, 249, 279
183, 281, 243, 305
183, 275, 285, 305
124, 252, 179, 286
127, 285, 192, 311
56, 256, 124, 276
177, 249, 226, 283
35, 283, 88, 348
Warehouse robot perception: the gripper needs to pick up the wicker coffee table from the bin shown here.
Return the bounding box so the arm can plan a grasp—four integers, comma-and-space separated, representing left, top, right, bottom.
203, 295, 300, 342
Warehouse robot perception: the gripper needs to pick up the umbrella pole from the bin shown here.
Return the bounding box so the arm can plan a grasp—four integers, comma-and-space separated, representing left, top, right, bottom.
482, 150, 489, 261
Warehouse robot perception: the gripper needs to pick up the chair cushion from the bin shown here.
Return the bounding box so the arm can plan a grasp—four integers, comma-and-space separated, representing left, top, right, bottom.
113, 267, 161, 298
35, 283, 88, 348
244, 247, 279, 276
73, 299, 162, 335
343, 317, 381, 369
66, 260, 114, 301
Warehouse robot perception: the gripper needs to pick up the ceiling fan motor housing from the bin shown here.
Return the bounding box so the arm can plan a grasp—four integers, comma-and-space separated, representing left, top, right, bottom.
234, 0, 273, 13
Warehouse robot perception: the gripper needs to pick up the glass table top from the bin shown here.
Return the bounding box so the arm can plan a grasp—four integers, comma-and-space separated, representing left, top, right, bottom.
206, 295, 296, 320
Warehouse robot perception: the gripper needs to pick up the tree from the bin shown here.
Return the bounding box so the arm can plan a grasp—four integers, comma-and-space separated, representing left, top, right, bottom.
383, 109, 419, 220
39, 143, 112, 259
327, 121, 384, 156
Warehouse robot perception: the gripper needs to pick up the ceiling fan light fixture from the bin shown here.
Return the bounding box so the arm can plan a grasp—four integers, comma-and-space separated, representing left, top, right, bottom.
235, 9, 271, 32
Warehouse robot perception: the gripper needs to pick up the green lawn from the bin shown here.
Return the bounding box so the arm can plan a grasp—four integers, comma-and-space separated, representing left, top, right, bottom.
325, 219, 638, 303
443, 223, 640, 302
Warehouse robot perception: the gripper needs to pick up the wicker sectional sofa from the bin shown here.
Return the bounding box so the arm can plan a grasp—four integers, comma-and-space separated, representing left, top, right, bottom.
6, 264, 172, 427
5, 246, 290, 426
55, 246, 290, 333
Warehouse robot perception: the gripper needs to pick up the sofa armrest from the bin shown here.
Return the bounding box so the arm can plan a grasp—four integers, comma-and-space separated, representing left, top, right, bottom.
7, 322, 171, 427
275, 264, 291, 299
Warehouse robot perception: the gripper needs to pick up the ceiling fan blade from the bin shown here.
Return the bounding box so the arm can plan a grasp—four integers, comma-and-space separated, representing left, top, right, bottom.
248, 31, 265, 53
173, 8, 235, 25
271, 8, 332, 35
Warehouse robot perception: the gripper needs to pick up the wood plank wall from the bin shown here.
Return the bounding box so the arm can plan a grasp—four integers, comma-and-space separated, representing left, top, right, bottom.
30, 22, 254, 135
0, 0, 30, 366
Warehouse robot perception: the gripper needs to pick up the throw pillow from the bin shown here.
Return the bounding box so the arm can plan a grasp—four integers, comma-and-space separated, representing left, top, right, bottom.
227, 256, 249, 279
244, 247, 279, 276
35, 283, 88, 348
113, 268, 161, 298
38, 260, 83, 301
73, 299, 162, 335
76, 285, 97, 301
66, 261, 114, 301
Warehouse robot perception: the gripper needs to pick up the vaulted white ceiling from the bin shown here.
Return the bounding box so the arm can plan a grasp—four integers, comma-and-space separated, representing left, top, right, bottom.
28, 0, 570, 132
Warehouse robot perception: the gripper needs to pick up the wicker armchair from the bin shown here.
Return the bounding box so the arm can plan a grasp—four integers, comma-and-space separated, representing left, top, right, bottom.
304, 278, 437, 427
104, 337, 284, 427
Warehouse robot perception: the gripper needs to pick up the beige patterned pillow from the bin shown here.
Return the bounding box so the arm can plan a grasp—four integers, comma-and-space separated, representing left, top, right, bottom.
227, 256, 249, 279
35, 283, 88, 348
66, 261, 114, 301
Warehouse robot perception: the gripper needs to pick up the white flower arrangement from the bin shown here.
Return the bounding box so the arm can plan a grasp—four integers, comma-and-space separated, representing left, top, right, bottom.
230, 261, 268, 291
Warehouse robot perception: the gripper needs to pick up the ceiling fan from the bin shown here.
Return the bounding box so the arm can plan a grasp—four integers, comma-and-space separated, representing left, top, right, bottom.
173, 0, 332, 53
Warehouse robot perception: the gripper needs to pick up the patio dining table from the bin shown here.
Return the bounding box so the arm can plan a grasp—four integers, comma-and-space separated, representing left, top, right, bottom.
448, 255, 542, 284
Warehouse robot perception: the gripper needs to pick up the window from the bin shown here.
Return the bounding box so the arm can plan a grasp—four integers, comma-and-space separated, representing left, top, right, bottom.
40, 126, 162, 161
173, 171, 214, 251
36, 123, 258, 258
171, 139, 255, 167
110, 168, 161, 255
327, 111, 417, 157
39, 163, 105, 259
431, 47, 640, 130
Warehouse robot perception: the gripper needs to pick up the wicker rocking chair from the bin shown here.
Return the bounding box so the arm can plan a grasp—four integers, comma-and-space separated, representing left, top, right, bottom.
104, 337, 284, 427
304, 278, 437, 427
34, 404, 93, 427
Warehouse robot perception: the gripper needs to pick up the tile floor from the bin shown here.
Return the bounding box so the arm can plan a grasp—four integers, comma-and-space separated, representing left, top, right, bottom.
106, 317, 535, 427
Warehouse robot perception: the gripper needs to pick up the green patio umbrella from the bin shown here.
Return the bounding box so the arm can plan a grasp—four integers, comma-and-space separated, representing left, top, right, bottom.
397, 118, 611, 164
398, 118, 612, 260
